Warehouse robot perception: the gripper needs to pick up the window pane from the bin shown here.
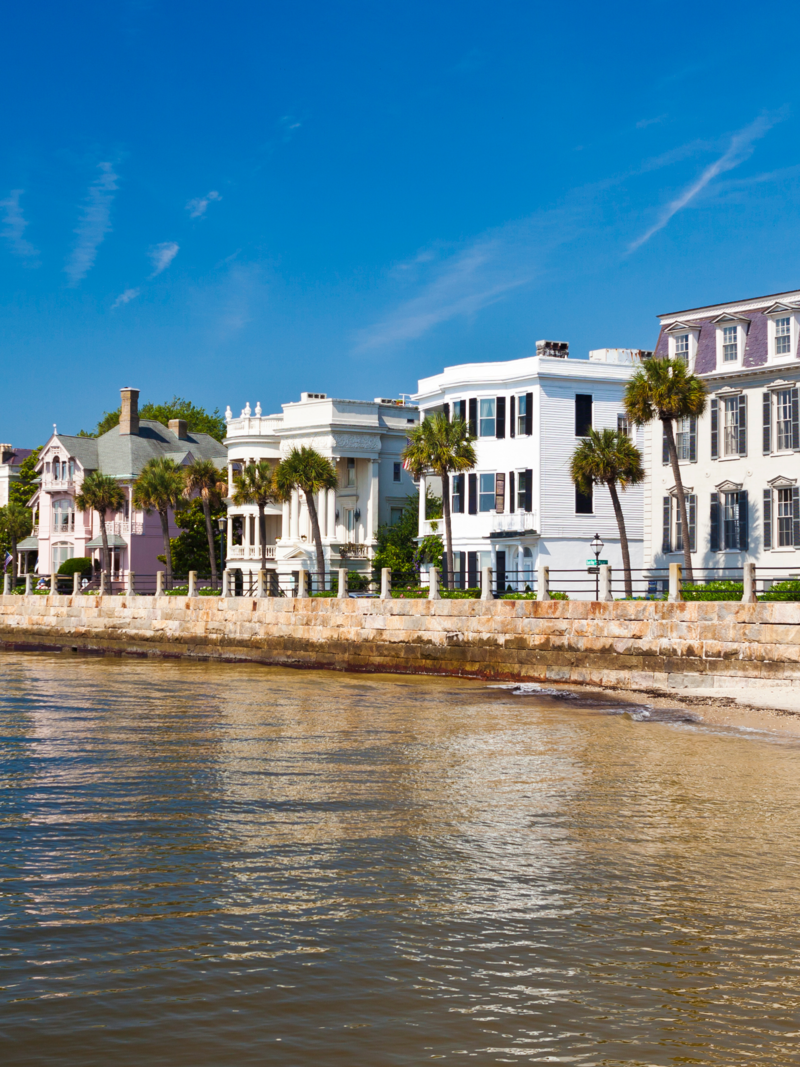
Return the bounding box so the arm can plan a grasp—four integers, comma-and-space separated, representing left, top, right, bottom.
776, 317, 791, 356
778, 488, 793, 546
479, 398, 496, 437
675, 334, 689, 361
479, 473, 495, 512
723, 491, 740, 549
617, 414, 629, 437
517, 394, 527, 435
517, 471, 527, 510
723, 325, 738, 362
723, 398, 739, 455
777, 390, 793, 450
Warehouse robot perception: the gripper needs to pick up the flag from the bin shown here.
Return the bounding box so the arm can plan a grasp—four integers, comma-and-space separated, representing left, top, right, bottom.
3, 552, 11, 572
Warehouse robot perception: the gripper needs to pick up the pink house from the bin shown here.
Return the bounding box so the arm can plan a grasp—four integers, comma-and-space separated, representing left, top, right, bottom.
21, 388, 226, 579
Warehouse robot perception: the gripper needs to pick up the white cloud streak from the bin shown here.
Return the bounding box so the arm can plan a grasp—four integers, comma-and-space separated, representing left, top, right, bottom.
186, 190, 221, 218
628, 115, 781, 253
0, 189, 39, 264
149, 241, 179, 277
65, 162, 118, 286
111, 287, 140, 310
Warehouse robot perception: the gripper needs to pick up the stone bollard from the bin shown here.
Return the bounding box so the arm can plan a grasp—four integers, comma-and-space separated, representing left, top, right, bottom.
599, 564, 613, 602
25, 575, 33, 595
743, 561, 757, 604
221, 569, 231, 597
3, 574, 10, 595
188, 571, 197, 598
380, 568, 391, 600
537, 564, 550, 601
428, 567, 441, 601
336, 568, 348, 599
73, 571, 80, 595
668, 562, 682, 603
126, 571, 135, 597
480, 566, 493, 601
296, 566, 308, 598
256, 570, 267, 598
155, 571, 164, 597
100, 572, 108, 596
50, 573, 57, 596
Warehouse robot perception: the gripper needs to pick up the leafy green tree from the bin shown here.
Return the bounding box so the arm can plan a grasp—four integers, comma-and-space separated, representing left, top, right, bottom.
164, 498, 226, 577
231, 460, 279, 575
132, 457, 186, 587
0, 503, 33, 583
275, 447, 338, 586
183, 458, 227, 581
625, 357, 707, 582
401, 412, 476, 589
373, 490, 442, 580
75, 472, 126, 583
8, 446, 43, 509
79, 397, 226, 441
570, 428, 644, 598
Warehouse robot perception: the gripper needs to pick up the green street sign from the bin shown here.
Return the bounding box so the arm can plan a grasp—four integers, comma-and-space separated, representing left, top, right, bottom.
586, 559, 608, 566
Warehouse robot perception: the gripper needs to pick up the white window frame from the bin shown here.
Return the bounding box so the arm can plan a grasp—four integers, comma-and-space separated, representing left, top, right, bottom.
478, 398, 496, 438
667, 327, 700, 368
478, 472, 496, 512
516, 393, 528, 436
767, 311, 798, 364
722, 397, 740, 457
714, 322, 745, 369
775, 389, 795, 453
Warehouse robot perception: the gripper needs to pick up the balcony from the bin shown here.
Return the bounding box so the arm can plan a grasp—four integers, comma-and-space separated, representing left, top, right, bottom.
103, 520, 144, 537
42, 476, 74, 491
338, 543, 369, 559
491, 512, 538, 536
228, 544, 277, 560
420, 518, 443, 537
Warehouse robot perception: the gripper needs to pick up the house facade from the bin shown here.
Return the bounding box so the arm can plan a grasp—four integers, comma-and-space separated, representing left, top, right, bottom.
0, 444, 34, 508
21, 388, 226, 578
644, 288, 800, 574
411, 342, 647, 594
223, 392, 419, 584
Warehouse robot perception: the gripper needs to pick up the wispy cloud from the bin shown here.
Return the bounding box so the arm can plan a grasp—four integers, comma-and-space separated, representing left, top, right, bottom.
65, 161, 118, 286
279, 114, 302, 141
111, 287, 140, 309
149, 241, 179, 277
0, 189, 39, 265
186, 190, 221, 218
636, 114, 667, 130
628, 115, 782, 253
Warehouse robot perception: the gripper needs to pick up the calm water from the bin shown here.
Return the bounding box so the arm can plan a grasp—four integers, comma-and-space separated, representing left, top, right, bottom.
2, 654, 800, 1066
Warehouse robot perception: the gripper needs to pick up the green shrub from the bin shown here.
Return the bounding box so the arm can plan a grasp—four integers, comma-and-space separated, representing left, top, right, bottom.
759, 580, 800, 602
57, 557, 93, 576
682, 580, 743, 602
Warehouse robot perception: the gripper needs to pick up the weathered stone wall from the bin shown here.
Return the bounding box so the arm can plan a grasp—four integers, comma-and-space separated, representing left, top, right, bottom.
2, 594, 800, 692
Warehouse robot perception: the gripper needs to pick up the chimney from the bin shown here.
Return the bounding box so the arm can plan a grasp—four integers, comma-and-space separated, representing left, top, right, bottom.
536, 340, 569, 359
0, 444, 13, 464
169, 419, 188, 440
119, 388, 140, 436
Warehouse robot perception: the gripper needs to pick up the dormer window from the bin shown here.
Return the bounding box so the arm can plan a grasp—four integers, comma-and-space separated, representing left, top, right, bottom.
674, 334, 689, 362
776, 316, 792, 356
723, 325, 738, 362
665, 322, 699, 367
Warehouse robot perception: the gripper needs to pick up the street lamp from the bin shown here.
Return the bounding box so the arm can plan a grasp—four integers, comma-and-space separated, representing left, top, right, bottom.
217, 516, 226, 585
590, 532, 604, 601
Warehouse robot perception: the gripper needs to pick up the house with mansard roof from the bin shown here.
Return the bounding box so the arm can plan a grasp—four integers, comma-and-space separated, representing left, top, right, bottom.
19, 388, 226, 579
645, 287, 800, 572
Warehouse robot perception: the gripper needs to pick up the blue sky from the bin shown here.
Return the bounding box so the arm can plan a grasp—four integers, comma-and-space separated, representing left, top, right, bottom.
3, 0, 800, 445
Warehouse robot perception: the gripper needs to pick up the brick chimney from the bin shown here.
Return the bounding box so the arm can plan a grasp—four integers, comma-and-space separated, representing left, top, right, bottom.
119, 388, 140, 436
169, 419, 188, 440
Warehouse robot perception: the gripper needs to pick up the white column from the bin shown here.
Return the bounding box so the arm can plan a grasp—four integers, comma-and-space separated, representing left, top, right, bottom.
290, 490, 300, 540
281, 500, 290, 541
226, 517, 233, 560
327, 489, 336, 541
318, 490, 327, 539
367, 459, 379, 542
418, 474, 427, 533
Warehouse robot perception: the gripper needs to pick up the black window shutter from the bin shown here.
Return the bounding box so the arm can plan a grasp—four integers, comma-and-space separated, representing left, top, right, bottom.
710, 493, 720, 551
794, 486, 800, 547
509, 396, 516, 438
792, 388, 800, 451
763, 392, 772, 454
710, 399, 718, 459
467, 551, 478, 588
495, 550, 506, 595
508, 471, 515, 513
689, 417, 697, 462
443, 402, 450, 422
524, 392, 533, 436
496, 396, 506, 439
764, 489, 772, 549
468, 398, 477, 437
468, 473, 477, 514
738, 395, 747, 456
662, 423, 670, 465
688, 494, 697, 553
575, 394, 593, 437
524, 469, 532, 512
662, 497, 671, 553
738, 490, 749, 551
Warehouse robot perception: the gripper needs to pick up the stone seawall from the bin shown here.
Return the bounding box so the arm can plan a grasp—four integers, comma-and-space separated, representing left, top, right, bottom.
2, 594, 800, 693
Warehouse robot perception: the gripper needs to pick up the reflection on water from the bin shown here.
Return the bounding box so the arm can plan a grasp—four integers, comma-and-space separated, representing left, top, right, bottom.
1, 652, 800, 1065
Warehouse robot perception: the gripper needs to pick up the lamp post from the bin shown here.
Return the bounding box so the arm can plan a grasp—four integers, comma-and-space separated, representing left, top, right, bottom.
590, 532, 604, 601
217, 516, 226, 586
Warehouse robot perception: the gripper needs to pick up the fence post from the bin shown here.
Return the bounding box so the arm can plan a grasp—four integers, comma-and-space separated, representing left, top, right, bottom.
155, 571, 164, 597
380, 568, 391, 600
743, 561, 757, 604
296, 566, 308, 598
537, 564, 550, 601
221, 569, 231, 597
257, 570, 267, 598
25, 575, 32, 595
668, 562, 682, 603
599, 564, 613, 602
99, 572, 107, 596
3, 574, 11, 595
50, 572, 57, 596
480, 566, 493, 601
188, 571, 197, 598
73, 571, 80, 595
337, 568, 348, 599
126, 571, 135, 597
428, 567, 441, 600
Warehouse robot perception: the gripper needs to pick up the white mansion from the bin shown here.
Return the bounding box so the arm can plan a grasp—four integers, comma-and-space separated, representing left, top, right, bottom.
644, 288, 800, 571
411, 342, 647, 594
223, 392, 419, 584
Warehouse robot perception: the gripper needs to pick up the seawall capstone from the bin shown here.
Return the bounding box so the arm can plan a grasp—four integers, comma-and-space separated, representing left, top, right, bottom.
1, 594, 800, 692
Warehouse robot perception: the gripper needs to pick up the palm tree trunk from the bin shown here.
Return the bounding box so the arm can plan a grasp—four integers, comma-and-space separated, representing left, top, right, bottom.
304, 490, 325, 591
663, 418, 694, 583
11, 536, 17, 584
203, 496, 218, 581
159, 508, 173, 589
99, 509, 111, 588
607, 479, 632, 598
259, 503, 267, 575
440, 470, 454, 590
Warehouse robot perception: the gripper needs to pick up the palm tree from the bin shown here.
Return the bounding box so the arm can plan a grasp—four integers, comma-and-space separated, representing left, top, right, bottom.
232, 460, 279, 575
183, 458, 228, 581
132, 457, 186, 588
275, 447, 338, 588
0, 503, 33, 585
625, 356, 707, 582
402, 412, 477, 589
570, 428, 644, 598
75, 472, 126, 586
